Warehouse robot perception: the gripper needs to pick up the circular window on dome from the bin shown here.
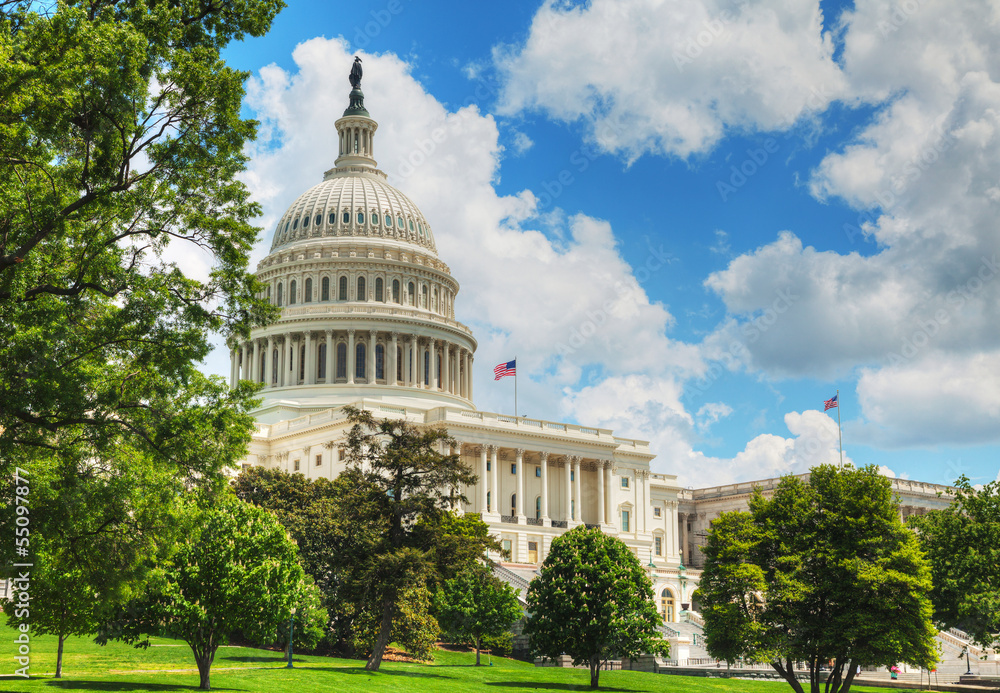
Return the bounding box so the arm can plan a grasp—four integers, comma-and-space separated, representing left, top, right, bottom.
293, 218, 299, 230
397, 216, 404, 228
343, 211, 350, 224
315, 214, 322, 226
303, 216, 309, 228
385, 214, 392, 227
357, 212, 364, 224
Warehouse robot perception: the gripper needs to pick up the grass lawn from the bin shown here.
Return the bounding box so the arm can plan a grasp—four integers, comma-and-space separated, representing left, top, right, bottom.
0, 620, 934, 692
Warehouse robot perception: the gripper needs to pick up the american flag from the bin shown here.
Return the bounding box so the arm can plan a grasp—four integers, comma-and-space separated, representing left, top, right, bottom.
494, 359, 516, 380
824, 394, 838, 411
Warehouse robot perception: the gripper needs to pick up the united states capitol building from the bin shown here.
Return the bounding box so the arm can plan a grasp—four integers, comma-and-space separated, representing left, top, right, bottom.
225, 71, 957, 633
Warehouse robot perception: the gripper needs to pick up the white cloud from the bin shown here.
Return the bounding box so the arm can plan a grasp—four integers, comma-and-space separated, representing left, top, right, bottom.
510, 130, 534, 155
241, 39, 700, 420
695, 402, 732, 432
494, 0, 847, 160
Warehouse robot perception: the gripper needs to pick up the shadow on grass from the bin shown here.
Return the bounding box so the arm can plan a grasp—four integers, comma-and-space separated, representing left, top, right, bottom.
219, 655, 289, 664
310, 665, 454, 680
487, 683, 641, 692
32, 681, 242, 692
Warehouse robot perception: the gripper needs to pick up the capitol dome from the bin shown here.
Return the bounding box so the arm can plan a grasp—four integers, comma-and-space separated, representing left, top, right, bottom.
230, 71, 477, 422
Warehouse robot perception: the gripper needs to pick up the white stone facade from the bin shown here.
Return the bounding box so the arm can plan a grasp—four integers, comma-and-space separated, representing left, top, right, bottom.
233, 83, 956, 626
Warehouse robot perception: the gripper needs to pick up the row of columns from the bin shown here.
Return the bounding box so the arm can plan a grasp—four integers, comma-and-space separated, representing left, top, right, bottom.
229, 330, 473, 399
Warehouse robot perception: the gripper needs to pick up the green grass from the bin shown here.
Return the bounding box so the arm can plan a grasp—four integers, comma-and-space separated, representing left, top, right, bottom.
0, 620, 934, 692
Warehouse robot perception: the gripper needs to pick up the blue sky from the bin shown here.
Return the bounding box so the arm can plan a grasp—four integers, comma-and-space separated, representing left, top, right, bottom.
199, 0, 1000, 488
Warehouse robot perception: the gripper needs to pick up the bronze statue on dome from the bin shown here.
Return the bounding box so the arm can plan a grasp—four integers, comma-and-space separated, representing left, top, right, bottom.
349, 56, 363, 89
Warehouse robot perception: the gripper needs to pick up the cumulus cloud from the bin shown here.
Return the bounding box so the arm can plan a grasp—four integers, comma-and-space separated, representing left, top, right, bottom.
494, 0, 846, 160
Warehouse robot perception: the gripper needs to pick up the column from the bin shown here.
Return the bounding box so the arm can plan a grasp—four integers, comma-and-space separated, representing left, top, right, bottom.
540, 452, 550, 525
266, 335, 275, 386
347, 329, 355, 385
515, 449, 525, 522
489, 445, 499, 516
479, 446, 488, 513
678, 511, 688, 563
252, 339, 261, 383
442, 342, 450, 393
229, 348, 237, 388
289, 334, 298, 385
390, 332, 399, 385
564, 459, 573, 523
640, 471, 647, 533
430, 340, 439, 389
279, 334, 288, 387
325, 330, 333, 383
467, 352, 474, 400
597, 461, 605, 527
368, 330, 376, 383
573, 457, 582, 524
305, 331, 315, 385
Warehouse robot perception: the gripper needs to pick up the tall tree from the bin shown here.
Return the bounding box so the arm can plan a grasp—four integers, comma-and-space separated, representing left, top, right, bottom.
342, 405, 477, 671
98, 497, 305, 690
698, 465, 938, 693
0, 0, 281, 461
910, 477, 1000, 651
524, 526, 668, 689
437, 563, 523, 665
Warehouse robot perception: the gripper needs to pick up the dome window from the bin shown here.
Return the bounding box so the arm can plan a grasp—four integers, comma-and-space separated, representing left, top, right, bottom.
385, 214, 392, 227
407, 282, 415, 306
289, 279, 297, 305
372, 213, 379, 225
304, 278, 312, 303
375, 277, 384, 302
397, 216, 404, 228
277, 283, 283, 306
292, 218, 299, 230
329, 213, 336, 225
315, 214, 322, 226
357, 212, 364, 224
321, 277, 330, 301
343, 211, 350, 224
418, 223, 423, 235
303, 216, 309, 228
284, 221, 290, 232
338, 276, 348, 301
408, 220, 414, 232
392, 279, 400, 303
357, 276, 366, 301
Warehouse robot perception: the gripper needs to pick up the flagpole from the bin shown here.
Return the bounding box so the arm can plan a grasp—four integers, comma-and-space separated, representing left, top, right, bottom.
514, 355, 518, 418
837, 388, 844, 469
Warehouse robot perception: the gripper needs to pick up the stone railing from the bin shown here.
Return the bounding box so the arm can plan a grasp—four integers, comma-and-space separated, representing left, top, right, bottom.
551, 520, 568, 528
684, 611, 705, 627
500, 515, 517, 524
526, 518, 543, 526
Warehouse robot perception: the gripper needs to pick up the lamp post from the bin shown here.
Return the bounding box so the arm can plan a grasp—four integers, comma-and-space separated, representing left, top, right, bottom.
678, 560, 688, 611
286, 607, 297, 669
964, 646, 973, 676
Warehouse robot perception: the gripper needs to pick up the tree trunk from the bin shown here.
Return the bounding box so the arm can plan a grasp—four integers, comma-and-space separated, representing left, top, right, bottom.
835, 660, 858, 693
772, 658, 806, 693
365, 595, 396, 672
194, 646, 217, 690
474, 635, 481, 666
55, 633, 65, 678
590, 654, 600, 689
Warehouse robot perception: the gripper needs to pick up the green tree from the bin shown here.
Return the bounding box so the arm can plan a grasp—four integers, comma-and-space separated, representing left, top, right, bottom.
99, 497, 305, 690
343, 405, 476, 671
910, 477, 1000, 651
524, 526, 668, 689
698, 465, 938, 693
437, 563, 523, 665
0, 0, 281, 464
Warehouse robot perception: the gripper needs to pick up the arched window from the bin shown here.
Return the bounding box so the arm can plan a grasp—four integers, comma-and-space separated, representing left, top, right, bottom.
357, 212, 364, 224
661, 589, 675, 623
304, 278, 312, 303
357, 276, 366, 301
292, 218, 298, 229
424, 350, 430, 386
536, 496, 541, 520
407, 282, 415, 306
392, 279, 400, 303
338, 276, 348, 301
318, 343, 327, 381
289, 279, 297, 305
336, 343, 347, 379
356, 343, 366, 380
329, 213, 336, 225
266, 285, 271, 303
375, 344, 385, 380
372, 212, 379, 226
342, 211, 350, 224
321, 277, 330, 301
299, 345, 305, 381
432, 288, 437, 312
510, 494, 516, 517
385, 214, 392, 227
315, 214, 321, 226
397, 216, 404, 228
303, 215, 309, 228
375, 277, 384, 302
272, 349, 278, 384
397, 346, 403, 382
277, 283, 283, 306
421, 285, 427, 308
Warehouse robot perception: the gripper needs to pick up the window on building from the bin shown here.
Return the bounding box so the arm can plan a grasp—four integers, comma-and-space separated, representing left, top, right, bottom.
510, 494, 516, 516
304, 278, 312, 302
392, 279, 400, 303
321, 277, 330, 301
661, 589, 675, 623
272, 349, 278, 384
357, 276, 366, 301
277, 282, 283, 306
343, 211, 350, 224
655, 536, 662, 556
356, 343, 366, 380
423, 350, 429, 385
385, 214, 392, 227
303, 215, 309, 228
436, 354, 441, 387
621, 477, 630, 489
292, 218, 298, 229
528, 541, 538, 564
336, 343, 347, 379
622, 510, 630, 532
421, 285, 427, 308
372, 212, 379, 226
535, 496, 541, 520
408, 281, 415, 306
487, 491, 491, 512
571, 500, 575, 521
329, 213, 336, 225
299, 345, 305, 381
338, 448, 346, 462
338, 276, 348, 300
375, 344, 385, 380
289, 279, 297, 305
375, 277, 384, 302
397, 346, 403, 382
510, 463, 517, 475
570, 469, 575, 482
398, 216, 404, 229
315, 214, 321, 226
357, 212, 364, 225
486, 461, 491, 472
318, 343, 327, 381
654, 506, 662, 517
315, 454, 322, 467
501, 538, 512, 558
293, 459, 300, 471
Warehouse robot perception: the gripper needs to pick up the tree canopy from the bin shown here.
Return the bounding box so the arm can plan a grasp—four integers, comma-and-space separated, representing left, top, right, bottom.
698, 465, 938, 693
910, 477, 1000, 651
524, 526, 667, 689
437, 562, 523, 665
